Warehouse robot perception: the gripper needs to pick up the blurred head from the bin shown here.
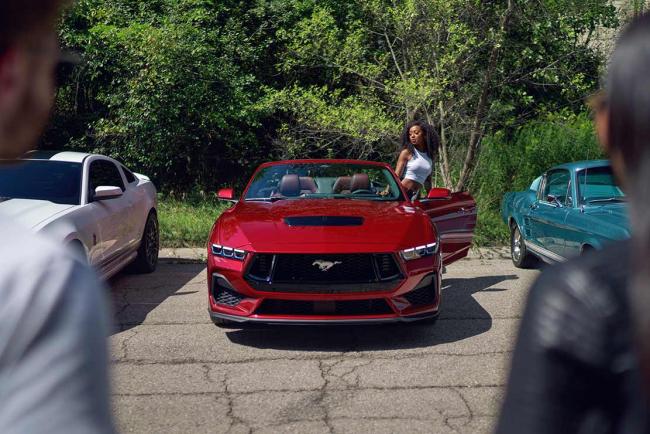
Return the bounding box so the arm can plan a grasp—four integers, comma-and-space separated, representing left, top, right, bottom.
400, 120, 440, 157
0, 0, 65, 159
600, 12, 650, 392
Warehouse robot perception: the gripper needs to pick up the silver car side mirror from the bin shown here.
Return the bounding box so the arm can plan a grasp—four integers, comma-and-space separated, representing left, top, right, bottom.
94, 186, 123, 201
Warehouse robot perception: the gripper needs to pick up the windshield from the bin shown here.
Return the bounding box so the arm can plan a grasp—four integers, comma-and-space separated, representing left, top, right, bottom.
0, 160, 82, 205
244, 163, 404, 201
577, 165, 625, 205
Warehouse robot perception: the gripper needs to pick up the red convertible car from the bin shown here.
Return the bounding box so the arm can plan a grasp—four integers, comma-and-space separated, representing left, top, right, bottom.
207, 160, 476, 325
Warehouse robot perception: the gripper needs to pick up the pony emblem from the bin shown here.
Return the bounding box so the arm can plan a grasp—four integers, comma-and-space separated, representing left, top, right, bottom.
312, 260, 342, 272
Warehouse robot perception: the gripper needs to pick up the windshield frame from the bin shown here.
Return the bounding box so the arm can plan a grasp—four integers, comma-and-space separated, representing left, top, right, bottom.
242, 162, 406, 202
576, 165, 625, 206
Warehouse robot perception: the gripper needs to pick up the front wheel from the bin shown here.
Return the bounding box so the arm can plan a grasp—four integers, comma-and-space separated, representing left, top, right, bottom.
511, 224, 536, 269
130, 211, 159, 273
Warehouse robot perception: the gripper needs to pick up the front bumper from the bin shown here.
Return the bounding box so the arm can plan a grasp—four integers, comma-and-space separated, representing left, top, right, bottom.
208, 309, 439, 325
207, 252, 442, 324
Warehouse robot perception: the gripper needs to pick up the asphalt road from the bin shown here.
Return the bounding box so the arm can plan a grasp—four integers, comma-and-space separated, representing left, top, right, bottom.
109, 255, 540, 433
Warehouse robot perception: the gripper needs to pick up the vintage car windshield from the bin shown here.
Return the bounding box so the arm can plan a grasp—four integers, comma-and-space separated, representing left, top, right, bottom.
244, 163, 404, 201
577, 165, 625, 205
0, 160, 82, 205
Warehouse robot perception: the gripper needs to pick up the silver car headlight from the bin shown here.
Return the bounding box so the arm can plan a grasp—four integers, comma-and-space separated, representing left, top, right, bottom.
400, 242, 438, 261
211, 244, 247, 261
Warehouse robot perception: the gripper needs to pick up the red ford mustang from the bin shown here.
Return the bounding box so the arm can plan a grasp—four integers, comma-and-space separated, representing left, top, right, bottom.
207, 159, 476, 325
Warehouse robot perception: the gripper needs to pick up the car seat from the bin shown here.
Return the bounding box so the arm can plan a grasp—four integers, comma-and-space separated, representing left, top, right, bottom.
350, 173, 370, 192
332, 176, 352, 194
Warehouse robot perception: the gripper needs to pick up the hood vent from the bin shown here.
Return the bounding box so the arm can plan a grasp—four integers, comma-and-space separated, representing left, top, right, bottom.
284, 216, 364, 227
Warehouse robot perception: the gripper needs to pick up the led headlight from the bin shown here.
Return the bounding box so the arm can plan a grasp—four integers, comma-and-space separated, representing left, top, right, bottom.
400, 242, 438, 261
211, 244, 247, 261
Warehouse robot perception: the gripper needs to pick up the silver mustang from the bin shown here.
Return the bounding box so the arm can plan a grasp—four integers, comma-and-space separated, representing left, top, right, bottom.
0, 151, 159, 279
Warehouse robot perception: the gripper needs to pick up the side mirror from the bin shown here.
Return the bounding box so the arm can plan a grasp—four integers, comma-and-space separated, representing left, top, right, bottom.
427, 188, 452, 200
216, 188, 237, 203
93, 186, 123, 201
547, 194, 562, 207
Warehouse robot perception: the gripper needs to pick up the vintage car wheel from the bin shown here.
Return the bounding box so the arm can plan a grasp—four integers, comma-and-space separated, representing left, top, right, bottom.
511, 224, 536, 269
130, 211, 159, 273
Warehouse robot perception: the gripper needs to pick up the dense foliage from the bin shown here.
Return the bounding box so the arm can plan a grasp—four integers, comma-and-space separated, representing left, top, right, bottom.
45, 0, 618, 195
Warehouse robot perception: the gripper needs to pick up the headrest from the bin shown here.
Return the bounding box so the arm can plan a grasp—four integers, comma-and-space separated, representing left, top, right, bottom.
350, 173, 370, 191
332, 176, 352, 194
299, 176, 317, 193
279, 174, 300, 197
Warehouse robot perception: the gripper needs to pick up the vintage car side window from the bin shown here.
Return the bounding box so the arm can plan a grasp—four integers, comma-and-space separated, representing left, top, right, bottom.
89, 160, 126, 200
542, 170, 570, 203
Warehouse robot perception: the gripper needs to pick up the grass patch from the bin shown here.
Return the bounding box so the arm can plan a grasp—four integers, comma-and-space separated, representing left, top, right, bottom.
158, 196, 229, 248
473, 209, 509, 247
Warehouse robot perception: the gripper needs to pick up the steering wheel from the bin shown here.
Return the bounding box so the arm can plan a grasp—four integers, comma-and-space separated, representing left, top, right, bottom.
351, 189, 373, 195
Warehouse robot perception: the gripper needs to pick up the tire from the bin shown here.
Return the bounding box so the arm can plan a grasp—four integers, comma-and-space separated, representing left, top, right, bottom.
510, 224, 536, 269
130, 211, 159, 273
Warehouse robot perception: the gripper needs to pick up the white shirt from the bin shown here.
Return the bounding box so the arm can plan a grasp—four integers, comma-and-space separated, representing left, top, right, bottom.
0, 214, 114, 434
403, 147, 433, 185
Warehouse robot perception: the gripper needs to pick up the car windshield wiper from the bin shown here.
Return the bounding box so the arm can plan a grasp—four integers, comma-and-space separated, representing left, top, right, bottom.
587, 197, 626, 204
245, 196, 288, 202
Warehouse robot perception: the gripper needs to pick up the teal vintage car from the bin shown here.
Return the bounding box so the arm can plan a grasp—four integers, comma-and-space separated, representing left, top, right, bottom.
501, 160, 630, 268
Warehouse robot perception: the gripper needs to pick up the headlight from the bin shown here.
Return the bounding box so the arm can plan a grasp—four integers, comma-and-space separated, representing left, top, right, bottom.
400, 242, 438, 261
211, 244, 247, 261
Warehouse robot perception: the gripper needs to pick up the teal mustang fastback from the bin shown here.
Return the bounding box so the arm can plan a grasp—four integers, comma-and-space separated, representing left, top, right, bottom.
501, 160, 630, 268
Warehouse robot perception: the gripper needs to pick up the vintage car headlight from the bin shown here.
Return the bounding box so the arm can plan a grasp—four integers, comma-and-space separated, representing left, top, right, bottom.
400, 242, 438, 261
211, 244, 247, 261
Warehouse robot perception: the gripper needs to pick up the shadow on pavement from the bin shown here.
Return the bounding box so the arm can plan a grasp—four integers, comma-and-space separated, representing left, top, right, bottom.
108, 261, 205, 335
224, 274, 519, 351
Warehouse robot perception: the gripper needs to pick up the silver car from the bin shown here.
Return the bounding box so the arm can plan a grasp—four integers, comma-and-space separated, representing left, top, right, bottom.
0, 151, 159, 279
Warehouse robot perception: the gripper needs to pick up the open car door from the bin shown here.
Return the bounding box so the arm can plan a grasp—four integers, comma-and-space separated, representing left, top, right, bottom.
416, 188, 477, 266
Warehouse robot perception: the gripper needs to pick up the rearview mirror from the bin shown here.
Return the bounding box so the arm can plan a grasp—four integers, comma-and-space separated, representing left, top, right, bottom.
216, 188, 237, 203
427, 188, 452, 200
94, 186, 123, 201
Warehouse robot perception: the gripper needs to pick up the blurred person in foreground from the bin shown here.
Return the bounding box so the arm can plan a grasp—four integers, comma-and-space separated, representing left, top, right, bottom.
496, 13, 650, 434
0, 1, 114, 433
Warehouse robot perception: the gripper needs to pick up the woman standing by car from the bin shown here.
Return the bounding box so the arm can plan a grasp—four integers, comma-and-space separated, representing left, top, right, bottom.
393, 121, 439, 199
497, 13, 650, 433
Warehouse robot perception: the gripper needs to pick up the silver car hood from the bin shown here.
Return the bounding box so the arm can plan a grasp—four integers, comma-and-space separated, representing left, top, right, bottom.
0, 198, 76, 230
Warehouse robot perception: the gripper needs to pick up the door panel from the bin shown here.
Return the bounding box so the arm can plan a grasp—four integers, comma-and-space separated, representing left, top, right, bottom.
417, 191, 477, 266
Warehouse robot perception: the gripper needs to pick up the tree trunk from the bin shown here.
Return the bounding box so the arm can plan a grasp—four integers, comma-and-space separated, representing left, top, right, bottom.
437, 101, 453, 189
455, 0, 515, 192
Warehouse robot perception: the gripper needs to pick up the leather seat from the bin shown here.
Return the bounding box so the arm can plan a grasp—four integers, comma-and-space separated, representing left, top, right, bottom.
350, 173, 370, 192
278, 174, 300, 197
299, 176, 318, 194
332, 176, 352, 194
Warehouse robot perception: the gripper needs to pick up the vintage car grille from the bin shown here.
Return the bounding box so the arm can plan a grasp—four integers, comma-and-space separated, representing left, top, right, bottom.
255, 298, 394, 316
403, 274, 437, 307
245, 253, 403, 293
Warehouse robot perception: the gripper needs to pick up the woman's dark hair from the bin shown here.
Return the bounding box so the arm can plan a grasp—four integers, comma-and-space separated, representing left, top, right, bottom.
400, 120, 440, 160
606, 12, 650, 391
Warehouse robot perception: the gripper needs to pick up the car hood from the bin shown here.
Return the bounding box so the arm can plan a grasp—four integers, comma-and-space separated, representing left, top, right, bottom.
0, 198, 76, 230
582, 204, 630, 240
215, 199, 433, 253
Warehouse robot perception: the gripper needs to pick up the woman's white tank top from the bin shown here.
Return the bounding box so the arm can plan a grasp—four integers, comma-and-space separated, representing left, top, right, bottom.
403, 147, 432, 185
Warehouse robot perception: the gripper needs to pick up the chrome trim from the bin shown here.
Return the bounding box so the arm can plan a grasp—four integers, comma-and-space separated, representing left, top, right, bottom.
526, 242, 566, 263
208, 310, 438, 325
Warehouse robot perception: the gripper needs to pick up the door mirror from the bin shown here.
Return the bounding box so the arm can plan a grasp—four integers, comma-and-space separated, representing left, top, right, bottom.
93, 186, 123, 201
427, 188, 452, 200
217, 188, 237, 203
547, 194, 563, 207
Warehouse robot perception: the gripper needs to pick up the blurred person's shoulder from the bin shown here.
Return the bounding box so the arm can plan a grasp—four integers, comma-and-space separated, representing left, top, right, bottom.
525, 240, 632, 367
0, 213, 84, 280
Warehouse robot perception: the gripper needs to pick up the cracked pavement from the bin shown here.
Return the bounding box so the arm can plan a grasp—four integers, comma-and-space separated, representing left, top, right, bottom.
109, 256, 539, 433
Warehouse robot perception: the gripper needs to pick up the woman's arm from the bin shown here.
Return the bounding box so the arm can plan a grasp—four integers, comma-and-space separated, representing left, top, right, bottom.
394, 149, 411, 179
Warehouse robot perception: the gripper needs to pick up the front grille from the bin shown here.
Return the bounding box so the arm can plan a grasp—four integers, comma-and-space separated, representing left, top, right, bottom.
245, 253, 403, 293
404, 274, 437, 306
255, 299, 393, 316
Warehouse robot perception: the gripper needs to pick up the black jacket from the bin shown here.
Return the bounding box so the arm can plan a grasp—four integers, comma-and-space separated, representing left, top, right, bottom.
497, 240, 649, 434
